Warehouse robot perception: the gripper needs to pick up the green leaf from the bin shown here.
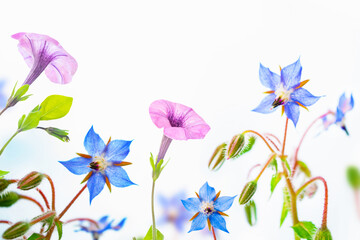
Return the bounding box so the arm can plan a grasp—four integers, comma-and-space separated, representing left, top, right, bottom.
281, 156, 291, 175
39, 95, 73, 120
239, 136, 256, 156
28, 233, 44, 240
150, 153, 155, 171
270, 173, 282, 196
0, 170, 9, 179
280, 187, 290, 227
19, 110, 42, 131
13, 84, 29, 100
292, 221, 317, 240
17, 114, 26, 129
244, 200, 257, 226
144, 226, 164, 240
298, 161, 311, 177
269, 158, 278, 173
347, 166, 360, 189
55, 221, 63, 240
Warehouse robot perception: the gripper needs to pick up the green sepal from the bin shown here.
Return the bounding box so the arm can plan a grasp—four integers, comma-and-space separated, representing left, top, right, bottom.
18, 115, 26, 129
18, 106, 42, 132
347, 166, 360, 189
0, 191, 20, 207
39, 95, 73, 120
244, 200, 257, 226
144, 226, 164, 240
292, 221, 317, 240
280, 187, 290, 227
280, 156, 291, 175
270, 172, 282, 196
269, 157, 278, 173
151, 153, 168, 181
298, 160, 311, 178
28, 233, 44, 240
6, 84, 31, 108
55, 220, 63, 240
13, 84, 29, 100
0, 170, 9, 179
239, 135, 256, 156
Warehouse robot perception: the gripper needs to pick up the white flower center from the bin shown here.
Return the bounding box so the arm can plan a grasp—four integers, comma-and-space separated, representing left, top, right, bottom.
272, 84, 293, 109
200, 201, 215, 216
89, 155, 110, 173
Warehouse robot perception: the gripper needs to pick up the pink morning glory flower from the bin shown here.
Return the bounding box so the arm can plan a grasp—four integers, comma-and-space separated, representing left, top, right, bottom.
149, 99, 210, 162
12, 32, 78, 85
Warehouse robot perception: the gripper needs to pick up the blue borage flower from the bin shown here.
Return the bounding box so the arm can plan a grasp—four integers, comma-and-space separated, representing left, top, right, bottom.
181, 182, 235, 233
253, 58, 320, 126
76, 216, 126, 239
60, 126, 135, 203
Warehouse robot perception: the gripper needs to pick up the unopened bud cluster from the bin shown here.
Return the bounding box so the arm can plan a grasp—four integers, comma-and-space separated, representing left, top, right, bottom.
239, 180, 257, 205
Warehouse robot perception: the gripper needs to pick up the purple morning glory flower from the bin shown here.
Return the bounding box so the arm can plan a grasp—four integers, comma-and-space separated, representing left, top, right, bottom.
157, 192, 191, 232
12, 32, 78, 85
253, 58, 320, 126
60, 126, 135, 203
181, 182, 235, 233
323, 93, 354, 135
76, 216, 126, 240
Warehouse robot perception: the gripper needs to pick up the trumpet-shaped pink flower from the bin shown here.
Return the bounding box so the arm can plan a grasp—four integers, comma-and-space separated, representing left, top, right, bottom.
12, 32, 77, 85
149, 99, 210, 141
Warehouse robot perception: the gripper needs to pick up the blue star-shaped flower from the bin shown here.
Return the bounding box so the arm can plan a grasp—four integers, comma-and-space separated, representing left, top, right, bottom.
60, 126, 135, 203
253, 58, 320, 126
76, 216, 126, 240
181, 182, 235, 233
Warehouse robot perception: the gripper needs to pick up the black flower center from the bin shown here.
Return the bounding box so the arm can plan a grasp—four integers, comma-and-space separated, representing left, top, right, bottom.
204, 207, 214, 214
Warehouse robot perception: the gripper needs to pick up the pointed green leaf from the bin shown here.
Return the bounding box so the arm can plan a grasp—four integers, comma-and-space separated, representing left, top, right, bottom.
269, 158, 278, 173
39, 95, 73, 120
144, 226, 164, 240
292, 221, 317, 240
280, 187, 291, 227
19, 94, 32, 102
13, 84, 29, 99
9, 82, 18, 98
150, 153, 155, 170
281, 156, 291, 175
270, 173, 282, 196
0, 170, 9, 179
28, 233, 44, 240
55, 221, 63, 240
19, 110, 42, 131
298, 161, 311, 178
18, 114, 26, 129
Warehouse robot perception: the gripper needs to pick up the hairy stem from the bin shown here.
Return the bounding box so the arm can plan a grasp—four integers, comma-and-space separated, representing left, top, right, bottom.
255, 153, 276, 181
19, 195, 44, 212
43, 174, 56, 211
58, 184, 87, 220
65, 218, 99, 228
212, 226, 217, 240
36, 188, 50, 210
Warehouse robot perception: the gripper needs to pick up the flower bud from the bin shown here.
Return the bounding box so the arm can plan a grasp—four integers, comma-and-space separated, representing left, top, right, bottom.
2, 221, 30, 239
227, 134, 245, 159
244, 200, 257, 226
0, 192, 20, 207
45, 127, 70, 142
208, 143, 227, 170
17, 171, 44, 190
239, 180, 257, 205
314, 227, 332, 240
0, 179, 13, 193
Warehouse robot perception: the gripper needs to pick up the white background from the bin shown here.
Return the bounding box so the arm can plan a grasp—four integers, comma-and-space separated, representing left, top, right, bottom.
0, 0, 359, 239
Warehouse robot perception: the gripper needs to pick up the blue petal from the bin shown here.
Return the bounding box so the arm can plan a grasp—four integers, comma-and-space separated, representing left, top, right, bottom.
105, 166, 135, 187
113, 218, 126, 230
188, 213, 206, 232
59, 157, 91, 175
338, 92, 346, 108
84, 126, 106, 156
214, 196, 236, 212
291, 88, 320, 106
350, 94, 355, 109
98, 216, 109, 224
104, 140, 132, 162
158, 194, 169, 207
199, 182, 216, 202
252, 94, 277, 114
285, 102, 300, 126
209, 212, 228, 233
87, 172, 106, 204
335, 107, 344, 123
281, 58, 302, 90
98, 221, 113, 234
181, 198, 201, 212
259, 63, 280, 90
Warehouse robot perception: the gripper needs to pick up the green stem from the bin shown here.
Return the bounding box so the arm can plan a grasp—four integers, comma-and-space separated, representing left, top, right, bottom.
0, 130, 20, 156
151, 179, 157, 240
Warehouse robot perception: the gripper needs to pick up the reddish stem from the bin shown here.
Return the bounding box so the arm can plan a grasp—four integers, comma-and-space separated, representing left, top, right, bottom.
247, 164, 261, 179
281, 118, 289, 156
36, 188, 50, 210
65, 218, 99, 228
44, 174, 56, 211
211, 226, 217, 240
58, 184, 87, 220
265, 135, 280, 152
264, 133, 282, 146
292, 111, 333, 174
296, 176, 328, 228
255, 153, 276, 181
19, 195, 44, 212
0, 220, 12, 225
242, 130, 276, 153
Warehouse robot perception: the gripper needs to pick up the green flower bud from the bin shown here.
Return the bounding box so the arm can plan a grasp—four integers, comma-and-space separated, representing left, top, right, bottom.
244, 200, 257, 226
45, 127, 70, 142
208, 143, 227, 170
2, 221, 30, 239
239, 180, 257, 205
314, 227, 332, 240
0, 179, 13, 193
227, 134, 245, 159
0, 192, 20, 207
17, 171, 44, 190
